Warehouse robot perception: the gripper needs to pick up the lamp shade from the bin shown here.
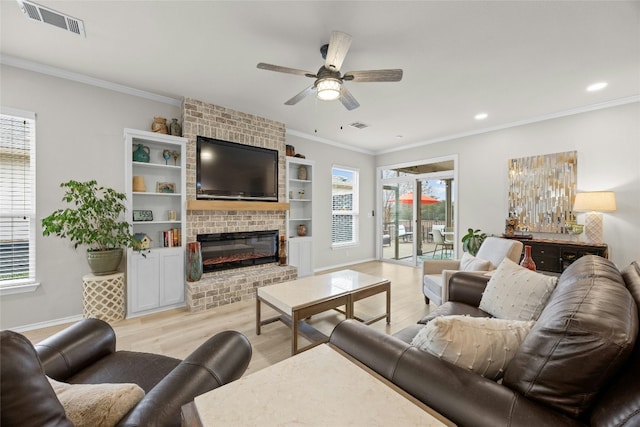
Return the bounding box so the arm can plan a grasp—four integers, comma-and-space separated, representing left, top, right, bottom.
573, 191, 616, 212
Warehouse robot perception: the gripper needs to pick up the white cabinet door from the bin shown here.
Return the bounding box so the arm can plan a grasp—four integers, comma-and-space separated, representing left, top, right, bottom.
289, 237, 313, 277
129, 250, 160, 313
160, 248, 184, 305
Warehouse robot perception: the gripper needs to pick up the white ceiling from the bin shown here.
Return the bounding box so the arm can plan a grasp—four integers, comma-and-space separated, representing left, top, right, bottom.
1, 1, 639, 153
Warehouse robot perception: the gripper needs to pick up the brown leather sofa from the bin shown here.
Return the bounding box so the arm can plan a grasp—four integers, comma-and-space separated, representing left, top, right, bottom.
330, 256, 640, 427
1, 318, 252, 427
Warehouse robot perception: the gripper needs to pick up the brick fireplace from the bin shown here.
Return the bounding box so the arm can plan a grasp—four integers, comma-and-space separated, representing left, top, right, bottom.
182, 98, 297, 311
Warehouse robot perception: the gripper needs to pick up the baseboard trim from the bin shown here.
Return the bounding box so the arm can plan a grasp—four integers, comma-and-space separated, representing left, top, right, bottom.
10, 314, 84, 333
314, 258, 378, 273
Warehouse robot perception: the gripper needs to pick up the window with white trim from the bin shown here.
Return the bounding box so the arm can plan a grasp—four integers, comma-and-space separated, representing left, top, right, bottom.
0, 109, 36, 287
331, 166, 359, 247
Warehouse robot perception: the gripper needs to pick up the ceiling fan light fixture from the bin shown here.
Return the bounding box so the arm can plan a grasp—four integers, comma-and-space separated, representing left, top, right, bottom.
316, 79, 341, 101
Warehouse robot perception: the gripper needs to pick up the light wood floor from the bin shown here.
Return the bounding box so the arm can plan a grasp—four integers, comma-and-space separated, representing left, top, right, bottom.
23, 261, 432, 376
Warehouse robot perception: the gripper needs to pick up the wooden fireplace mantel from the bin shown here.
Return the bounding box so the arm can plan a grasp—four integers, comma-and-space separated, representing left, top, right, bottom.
187, 200, 290, 212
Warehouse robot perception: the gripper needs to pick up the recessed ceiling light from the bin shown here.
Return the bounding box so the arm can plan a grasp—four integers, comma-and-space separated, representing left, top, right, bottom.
587, 82, 608, 92
474, 113, 488, 120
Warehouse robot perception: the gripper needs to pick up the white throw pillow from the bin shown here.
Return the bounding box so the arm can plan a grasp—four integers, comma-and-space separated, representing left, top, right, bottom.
47, 377, 145, 427
411, 315, 534, 380
459, 252, 492, 272
479, 258, 557, 321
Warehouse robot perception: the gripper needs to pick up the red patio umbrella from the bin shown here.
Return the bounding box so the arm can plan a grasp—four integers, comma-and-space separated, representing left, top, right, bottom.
390, 192, 439, 205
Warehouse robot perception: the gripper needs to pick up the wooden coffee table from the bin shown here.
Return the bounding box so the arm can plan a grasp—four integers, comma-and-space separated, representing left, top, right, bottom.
183, 344, 453, 426
256, 269, 391, 355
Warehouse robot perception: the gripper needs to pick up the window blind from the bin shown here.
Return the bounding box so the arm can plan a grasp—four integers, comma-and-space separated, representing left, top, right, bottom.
0, 110, 36, 285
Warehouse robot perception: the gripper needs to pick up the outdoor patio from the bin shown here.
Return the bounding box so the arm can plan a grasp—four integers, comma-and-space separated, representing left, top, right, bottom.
383, 239, 454, 263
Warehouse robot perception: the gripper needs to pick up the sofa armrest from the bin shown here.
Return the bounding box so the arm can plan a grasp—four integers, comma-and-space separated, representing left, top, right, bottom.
330, 319, 411, 381
447, 271, 491, 306
394, 346, 585, 427
422, 259, 461, 275
35, 318, 116, 381
117, 330, 252, 427
330, 320, 583, 427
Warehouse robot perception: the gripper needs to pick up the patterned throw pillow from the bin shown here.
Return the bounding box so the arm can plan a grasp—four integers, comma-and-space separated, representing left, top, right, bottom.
479, 258, 557, 321
411, 315, 534, 380
459, 252, 492, 271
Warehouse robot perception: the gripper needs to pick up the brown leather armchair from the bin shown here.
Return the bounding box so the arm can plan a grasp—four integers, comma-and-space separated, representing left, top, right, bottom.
1, 318, 252, 427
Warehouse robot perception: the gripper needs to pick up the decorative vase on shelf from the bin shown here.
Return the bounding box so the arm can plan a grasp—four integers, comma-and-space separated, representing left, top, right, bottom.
132, 176, 146, 192
297, 224, 307, 237
297, 165, 307, 180
132, 144, 150, 163
186, 242, 203, 282
520, 245, 537, 271
169, 118, 182, 136
151, 117, 168, 134
278, 236, 287, 266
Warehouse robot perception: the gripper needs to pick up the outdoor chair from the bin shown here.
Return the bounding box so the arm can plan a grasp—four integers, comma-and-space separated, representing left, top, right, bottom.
432, 229, 453, 258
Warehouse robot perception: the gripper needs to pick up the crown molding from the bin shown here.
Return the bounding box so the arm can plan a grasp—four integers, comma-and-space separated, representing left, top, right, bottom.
285, 129, 375, 155
1, 54, 182, 107
377, 95, 640, 155
4, 54, 636, 156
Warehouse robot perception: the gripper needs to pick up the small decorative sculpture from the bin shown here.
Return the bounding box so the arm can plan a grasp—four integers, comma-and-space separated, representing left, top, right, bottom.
172, 150, 180, 166
162, 149, 172, 165
133, 233, 152, 250
169, 118, 182, 136
504, 217, 518, 237
151, 117, 168, 134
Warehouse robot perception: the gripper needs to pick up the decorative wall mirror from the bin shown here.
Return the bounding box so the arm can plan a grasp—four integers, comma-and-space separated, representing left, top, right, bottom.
507, 150, 577, 234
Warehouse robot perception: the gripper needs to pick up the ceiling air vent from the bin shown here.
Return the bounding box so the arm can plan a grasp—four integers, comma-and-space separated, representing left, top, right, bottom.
16, 0, 86, 37
348, 122, 369, 130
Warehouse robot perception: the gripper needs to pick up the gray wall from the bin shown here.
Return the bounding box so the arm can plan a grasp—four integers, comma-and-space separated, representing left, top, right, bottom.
285, 134, 377, 270
0, 65, 180, 329
2, 62, 638, 329
377, 102, 640, 269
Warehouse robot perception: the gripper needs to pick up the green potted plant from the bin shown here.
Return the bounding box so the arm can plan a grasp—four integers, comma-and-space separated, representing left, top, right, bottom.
461, 228, 487, 256
42, 180, 137, 275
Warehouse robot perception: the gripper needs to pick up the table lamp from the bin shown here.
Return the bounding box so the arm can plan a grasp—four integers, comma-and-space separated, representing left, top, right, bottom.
573, 191, 616, 244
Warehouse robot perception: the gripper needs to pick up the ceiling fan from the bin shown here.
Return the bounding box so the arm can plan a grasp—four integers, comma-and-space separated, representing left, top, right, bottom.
257, 31, 403, 111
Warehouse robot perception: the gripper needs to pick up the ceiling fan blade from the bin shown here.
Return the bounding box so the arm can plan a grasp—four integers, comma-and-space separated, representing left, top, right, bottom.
257, 63, 316, 78
339, 86, 360, 111
343, 69, 403, 82
325, 31, 352, 72
285, 86, 316, 105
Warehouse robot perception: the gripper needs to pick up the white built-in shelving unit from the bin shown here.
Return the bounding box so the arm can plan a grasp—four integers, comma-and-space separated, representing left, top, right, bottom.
124, 128, 187, 317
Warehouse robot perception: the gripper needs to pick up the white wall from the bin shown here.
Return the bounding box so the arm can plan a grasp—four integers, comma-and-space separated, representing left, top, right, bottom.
377, 102, 640, 269
285, 134, 377, 270
0, 65, 180, 329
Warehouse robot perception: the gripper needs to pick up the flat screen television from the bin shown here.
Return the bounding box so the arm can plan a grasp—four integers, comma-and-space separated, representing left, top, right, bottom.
196, 136, 278, 202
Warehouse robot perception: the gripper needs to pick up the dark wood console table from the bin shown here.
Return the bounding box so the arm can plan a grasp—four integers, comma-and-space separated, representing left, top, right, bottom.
510, 237, 608, 274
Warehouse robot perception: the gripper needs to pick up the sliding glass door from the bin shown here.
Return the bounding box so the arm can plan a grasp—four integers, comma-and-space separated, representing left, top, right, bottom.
381, 181, 416, 264
378, 156, 458, 267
